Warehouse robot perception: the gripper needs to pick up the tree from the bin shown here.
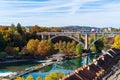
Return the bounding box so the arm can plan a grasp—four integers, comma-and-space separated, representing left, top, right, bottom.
30, 25, 40, 33
75, 43, 83, 57
70, 41, 76, 53
26, 75, 34, 80
5, 47, 19, 56
10, 24, 16, 34
17, 23, 23, 35
37, 40, 53, 56
54, 41, 77, 55
26, 39, 39, 54
15, 77, 24, 80
94, 39, 104, 53
0, 34, 7, 51
54, 42, 59, 50
45, 71, 65, 80
36, 77, 42, 80
89, 38, 96, 52
11, 33, 26, 50
113, 35, 120, 49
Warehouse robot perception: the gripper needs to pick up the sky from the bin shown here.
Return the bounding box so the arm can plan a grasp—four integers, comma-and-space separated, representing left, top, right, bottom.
0, 0, 120, 27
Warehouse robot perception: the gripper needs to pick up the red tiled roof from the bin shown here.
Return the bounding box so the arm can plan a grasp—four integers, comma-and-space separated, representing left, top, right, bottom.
62, 48, 120, 80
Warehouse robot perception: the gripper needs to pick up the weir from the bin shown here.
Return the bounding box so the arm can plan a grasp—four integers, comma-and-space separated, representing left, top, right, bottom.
8, 54, 65, 80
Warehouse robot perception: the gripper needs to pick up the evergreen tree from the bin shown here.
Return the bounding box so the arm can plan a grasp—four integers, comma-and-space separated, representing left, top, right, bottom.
0, 34, 7, 51
94, 39, 104, 53
10, 24, 16, 34
17, 23, 23, 35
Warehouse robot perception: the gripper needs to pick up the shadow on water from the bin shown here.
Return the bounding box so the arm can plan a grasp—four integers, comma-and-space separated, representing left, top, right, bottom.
0, 61, 41, 72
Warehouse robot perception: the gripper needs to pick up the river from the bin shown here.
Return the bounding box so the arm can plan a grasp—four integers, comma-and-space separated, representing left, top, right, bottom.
0, 54, 96, 79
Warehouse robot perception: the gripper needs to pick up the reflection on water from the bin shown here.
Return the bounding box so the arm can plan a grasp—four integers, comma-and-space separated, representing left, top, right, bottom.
0, 61, 41, 72
0, 54, 97, 79
23, 55, 95, 79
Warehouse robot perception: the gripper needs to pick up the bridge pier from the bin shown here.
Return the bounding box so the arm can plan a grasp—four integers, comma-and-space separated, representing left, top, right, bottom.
85, 56, 88, 65
41, 34, 44, 40
48, 35, 51, 39
94, 34, 97, 41
84, 34, 88, 50
78, 34, 80, 41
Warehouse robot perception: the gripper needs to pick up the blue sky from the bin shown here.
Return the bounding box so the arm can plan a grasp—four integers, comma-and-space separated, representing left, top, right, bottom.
0, 0, 120, 27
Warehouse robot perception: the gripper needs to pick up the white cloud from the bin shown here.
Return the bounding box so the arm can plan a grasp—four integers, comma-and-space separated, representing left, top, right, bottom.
0, 0, 120, 27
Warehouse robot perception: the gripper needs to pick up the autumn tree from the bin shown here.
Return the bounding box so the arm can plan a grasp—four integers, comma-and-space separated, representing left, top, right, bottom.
2, 30, 11, 42
75, 43, 83, 57
54, 42, 59, 50
54, 40, 77, 55
15, 77, 24, 80
26, 75, 34, 80
89, 38, 96, 52
50, 27, 61, 32
30, 25, 40, 33
37, 40, 53, 56
113, 35, 120, 49
36, 77, 42, 80
45, 71, 65, 80
26, 39, 39, 54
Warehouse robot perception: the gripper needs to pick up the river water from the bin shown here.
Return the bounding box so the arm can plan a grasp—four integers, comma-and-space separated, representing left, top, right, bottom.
0, 54, 96, 79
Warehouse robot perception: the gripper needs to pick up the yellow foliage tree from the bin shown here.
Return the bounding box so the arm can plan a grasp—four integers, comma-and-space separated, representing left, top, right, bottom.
26, 75, 34, 80
45, 71, 65, 80
26, 39, 39, 54
36, 77, 42, 80
113, 35, 120, 49
37, 40, 52, 56
15, 77, 24, 80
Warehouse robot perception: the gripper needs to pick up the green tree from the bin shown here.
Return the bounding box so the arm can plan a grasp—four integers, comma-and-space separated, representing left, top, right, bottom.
17, 23, 23, 35
75, 43, 83, 57
0, 34, 7, 51
10, 24, 16, 34
94, 39, 104, 53
89, 38, 96, 52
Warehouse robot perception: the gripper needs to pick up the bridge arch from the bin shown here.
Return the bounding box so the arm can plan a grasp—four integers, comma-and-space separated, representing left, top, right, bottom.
50, 35, 85, 47
88, 35, 104, 49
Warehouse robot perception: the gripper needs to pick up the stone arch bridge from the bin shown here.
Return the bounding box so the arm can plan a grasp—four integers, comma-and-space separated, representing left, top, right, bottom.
37, 32, 120, 50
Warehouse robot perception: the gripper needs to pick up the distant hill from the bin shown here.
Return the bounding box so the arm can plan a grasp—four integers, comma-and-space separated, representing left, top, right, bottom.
60, 26, 100, 31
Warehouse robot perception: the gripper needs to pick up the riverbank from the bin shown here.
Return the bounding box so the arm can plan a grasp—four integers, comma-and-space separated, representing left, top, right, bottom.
0, 59, 32, 64
0, 53, 65, 79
